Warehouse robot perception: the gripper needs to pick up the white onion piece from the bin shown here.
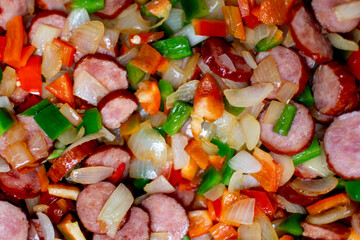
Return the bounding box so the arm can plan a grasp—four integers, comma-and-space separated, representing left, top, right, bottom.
116, 47, 139, 67
0, 96, 13, 112
171, 134, 190, 170
183, 53, 200, 82
301, 143, 334, 178
254, 24, 274, 44
239, 113, 260, 151
0, 157, 10, 173
64, 128, 108, 154
253, 56, 282, 88
203, 183, 225, 201
42, 42, 62, 79
201, 140, 219, 155
224, 83, 274, 108
62, 8, 90, 41
238, 221, 262, 240
327, 33, 359, 51
31, 24, 61, 51
6, 122, 26, 146
57, 126, 85, 145
213, 111, 238, 143
263, 101, 285, 125
148, 112, 167, 127
4, 142, 36, 169
174, 24, 208, 47
33, 204, 49, 213
226, 121, 246, 150
350, 28, 360, 43
255, 210, 278, 240
28, 131, 49, 159
205, 0, 225, 20
98, 183, 134, 238
134, 194, 149, 206
115, 4, 150, 34
281, 25, 295, 48
47, 184, 80, 201
240, 175, 261, 190
129, 158, 161, 179
228, 170, 244, 193
98, 127, 116, 142
0, 67, 16, 97
222, 198, 255, 226
69, 21, 105, 55
333, 1, 360, 21
351, 212, 360, 237
60, 103, 82, 126
37, 212, 55, 240
277, 195, 307, 214
199, 121, 217, 141
241, 51, 257, 69
25, 196, 40, 215
271, 152, 294, 186
238, 101, 265, 119
276, 81, 299, 104
242, 27, 256, 50
306, 206, 347, 225
218, 54, 236, 71
166, 80, 199, 109
144, 175, 175, 194
73, 70, 109, 106
162, 61, 184, 90
229, 150, 262, 173
128, 121, 167, 167
289, 176, 338, 196
150, 232, 169, 240
99, 28, 120, 50
70, 166, 114, 184
165, 8, 185, 33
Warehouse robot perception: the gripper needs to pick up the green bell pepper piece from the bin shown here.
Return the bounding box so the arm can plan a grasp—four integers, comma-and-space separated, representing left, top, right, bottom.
211, 138, 230, 158
20, 99, 50, 116
222, 148, 236, 186
197, 166, 222, 195
152, 36, 192, 60
72, 0, 104, 13
182, 236, 191, 240
82, 108, 102, 135
0, 108, 14, 136
180, 0, 209, 21
47, 146, 66, 160
163, 101, 192, 136
133, 178, 151, 190
126, 61, 146, 86
345, 180, 360, 201
158, 80, 174, 111
278, 213, 305, 236
224, 98, 245, 117
296, 84, 315, 107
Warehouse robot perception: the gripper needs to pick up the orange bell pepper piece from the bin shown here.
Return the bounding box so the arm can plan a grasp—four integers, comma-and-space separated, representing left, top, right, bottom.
45, 73, 75, 108
52, 38, 76, 67
255, 0, 296, 25
145, 0, 171, 18
207, 198, 222, 221
192, 19, 227, 38
222, 6, 246, 40
188, 210, 213, 238
181, 158, 199, 181
16, 55, 42, 95
209, 155, 225, 171
306, 193, 351, 215
120, 112, 140, 136
135, 81, 161, 115
37, 165, 49, 192
210, 222, 238, 240
4, 15, 24, 68
131, 44, 163, 74
157, 58, 170, 72
185, 140, 210, 170
238, 0, 255, 17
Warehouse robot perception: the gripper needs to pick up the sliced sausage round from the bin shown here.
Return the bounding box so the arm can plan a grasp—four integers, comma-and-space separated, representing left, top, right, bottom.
35, 0, 67, 11
201, 37, 252, 82
28, 10, 66, 43
251, 46, 308, 99
141, 194, 189, 240
95, 0, 132, 19
114, 207, 150, 240
0, 168, 41, 199
324, 111, 360, 179
0, 0, 27, 30
84, 145, 131, 180
74, 54, 128, 92
312, 0, 360, 33
309, 104, 334, 124
172, 187, 196, 207
277, 182, 322, 207
0, 200, 29, 240
301, 222, 350, 240
312, 62, 358, 117
289, 5, 333, 64
10, 87, 30, 106
259, 101, 315, 156
98, 90, 138, 129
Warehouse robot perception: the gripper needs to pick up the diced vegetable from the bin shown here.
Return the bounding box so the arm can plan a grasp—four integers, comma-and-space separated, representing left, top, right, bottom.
47, 184, 81, 201
347, 49, 360, 80
254, 0, 296, 25
152, 36, 192, 60
180, 0, 210, 21
81, 108, 102, 135
135, 81, 161, 115
292, 137, 321, 166
57, 214, 86, 240
129, 32, 165, 47
4, 16, 24, 68
228, 150, 262, 174
145, 0, 172, 18
120, 113, 140, 136
16, 56, 42, 95
197, 166, 222, 195
131, 44, 163, 74
70, 166, 114, 184
0, 108, 14, 136
144, 175, 175, 194
290, 176, 338, 196
256, 29, 283, 52
192, 19, 227, 38
296, 84, 315, 106
158, 80, 174, 111
223, 6, 246, 40
163, 101, 193, 136
185, 140, 210, 170
52, 38, 76, 68
345, 180, 360, 201
273, 103, 297, 136
278, 213, 305, 236
188, 210, 213, 238
72, 0, 104, 13
306, 193, 351, 215
45, 73, 75, 108
20, 99, 50, 116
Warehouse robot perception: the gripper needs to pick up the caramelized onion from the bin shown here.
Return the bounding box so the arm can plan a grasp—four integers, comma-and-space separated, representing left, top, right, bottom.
263, 100, 285, 125
276, 81, 299, 104
5, 121, 27, 146
289, 176, 338, 196
42, 42, 62, 79
0, 67, 16, 97
252, 56, 282, 88
306, 206, 347, 225
4, 142, 36, 169
28, 131, 49, 159
60, 103, 82, 126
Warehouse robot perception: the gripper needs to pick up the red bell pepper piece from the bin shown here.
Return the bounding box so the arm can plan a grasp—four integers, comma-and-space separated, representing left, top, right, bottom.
209, 222, 238, 240
188, 210, 213, 238
107, 163, 126, 184
15, 94, 42, 114
254, 0, 296, 25
128, 32, 165, 47
131, 44, 163, 74
145, 0, 171, 18
0, 36, 7, 62
16, 55, 42, 95
18, 46, 36, 68
192, 19, 227, 38
347, 49, 360, 80
45, 73, 75, 108
178, 177, 201, 191
243, 13, 261, 29
169, 167, 183, 186
207, 198, 222, 221
52, 38, 76, 68
4, 15, 24, 68
135, 81, 161, 115
238, 0, 255, 17
241, 189, 276, 215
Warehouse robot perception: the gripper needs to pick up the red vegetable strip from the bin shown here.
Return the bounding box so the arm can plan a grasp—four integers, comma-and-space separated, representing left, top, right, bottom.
45, 73, 75, 108
37, 165, 49, 192
16, 55, 42, 95
52, 38, 76, 68
128, 32, 164, 47
243, 13, 261, 29
192, 19, 227, 38
209, 222, 238, 240
241, 189, 275, 215
4, 15, 24, 68
306, 193, 351, 215
131, 44, 163, 74
0, 36, 7, 62
223, 6, 246, 40
108, 163, 126, 184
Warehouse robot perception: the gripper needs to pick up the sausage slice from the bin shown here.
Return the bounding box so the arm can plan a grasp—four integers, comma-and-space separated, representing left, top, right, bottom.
95, 0, 132, 19
0, 200, 29, 240
301, 222, 350, 240
115, 207, 150, 240
35, 0, 68, 11
0, 0, 27, 30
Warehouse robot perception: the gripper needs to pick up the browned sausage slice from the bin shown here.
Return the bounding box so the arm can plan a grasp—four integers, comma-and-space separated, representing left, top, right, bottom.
301, 222, 350, 240
259, 102, 315, 156
142, 194, 189, 240
0, 200, 29, 240
95, 0, 132, 19
35, 0, 67, 11
289, 5, 333, 64
0, 0, 27, 30
312, 0, 360, 33
312, 62, 358, 117
324, 111, 360, 179
277, 182, 322, 207
98, 90, 138, 129
115, 207, 150, 240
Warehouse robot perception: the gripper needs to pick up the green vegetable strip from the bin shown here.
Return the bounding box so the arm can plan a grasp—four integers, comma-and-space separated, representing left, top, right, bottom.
152, 36, 192, 60
0, 108, 14, 136
34, 104, 73, 140
292, 137, 321, 166
336, 178, 347, 189
296, 84, 315, 107
224, 98, 245, 117
273, 103, 297, 136
133, 178, 151, 190
20, 99, 50, 116
126, 61, 146, 87
82, 108, 102, 135
211, 138, 230, 158
182, 236, 191, 240
154, 126, 165, 138
163, 101, 192, 136
255, 29, 283, 52
72, 0, 104, 13
180, 0, 210, 21
222, 148, 236, 186
158, 80, 174, 111
47, 146, 66, 160
278, 213, 305, 236
0, 68, 3, 83
197, 166, 223, 195
345, 180, 360, 201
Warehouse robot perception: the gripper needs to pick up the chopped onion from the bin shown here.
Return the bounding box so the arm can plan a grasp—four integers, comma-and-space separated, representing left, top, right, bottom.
4, 142, 36, 169
64, 128, 108, 154
241, 51, 257, 69
150, 232, 169, 240
28, 131, 49, 159
213, 111, 238, 143
99, 28, 120, 50
128, 121, 167, 167
116, 47, 139, 67
240, 174, 261, 189
306, 206, 347, 225
350, 28, 360, 43
205, 0, 225, 20
203, 183, 225, 201
228, 170, 244, 193
25, 196, 40, 215
255, 210, 279, 240
165, 8, 185, 33
73, 70, 109, 106
47, 184, 80, 201
42, 42, 62, 79
224, 83, 274, 107
37, 212, 55, 240
254, 24, 276, 44
327, 33, 359, 51
218, 54, 236, 72
98, 126, 116, 142
352, 212, 360, 237
199, 121, 217, 141
33, 204, 49, 213
27, 0, 35, 15
69, 21, 105, 55
201, 140, 219, 155
174, 24, 208, 47
271, 152, 294, 186
144, 175, 175, 194
333, 1, 360, 21
148, 112, 167, 127
166, 80, 199, 109
115, 4, 150, 34
238, 221, 262, 240
129, 158, 161, 179
277, 195, 307, 214
252, 56, 282, 88
134, 194, 149, 206
183, 53, 200, 82
171, 134, 190, 170
6, 121, 27, 145
57, 126, 85, 145
98, 183, 134, 238
263, 100, 285, 125
162, 61, 184, 90
0, 96, 14, 112
281, 25, 295, 48
62, 8, 90, 41
70, 166, 114, 184
239, 114, 260, 151
31, 24, 62, 51
276, 81, 299, 104
222, 198, 255, 226
289, 176, 338, 196
301, 142, 334, 178
229, 150, 262, 173
60, 103, 82, 126
0, 157, 10, 173
238, 101, 265, 119
0, 67, 16, 97
242, 27, 256, 50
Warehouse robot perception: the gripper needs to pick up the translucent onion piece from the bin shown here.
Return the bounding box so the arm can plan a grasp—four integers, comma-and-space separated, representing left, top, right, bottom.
60, 103, 82, 126
229, 150, 262, 173
199, 121, 217, 141
165, 8, 185, 33
289, 176, 338, 196
201, 140, 219, 155
350, 28, 360, 43
148, 112, 167, 127
183, 53, 200, 82
27, 0, 35, 15
150, 232, 169, 240
33, 204, 49, 213
42, 42, 62, 79
333, 1, 360, 21
174, 24, 208, 47
70, 166, 114, 184
222, 198, 255, 226
69, 21, 105, 55
238, 101, 265, 119
0, 157, 10, 173
228, 170, 244, 193
0, 96, 14, 112
263, 100, 285, 125
25, 196, 40, 215
301, 142, 334, 178
218, 54, 236, 71
282, 26, 295, 48
255, 210, 278, 240
351, 212, 360, 237
64, 128, 108, 154
271, 152, 294, 186
0, 67, 16, 97
239, 113, 260, 151
6, 121, 27, 145
162, 61, 184, 90
237, 221, 261, 240
253, 56, 282, 88
276, 81, 299, 104
144, 175, 175, 194
203, 183, 226, 201
306, 206, 347, 225
4, 142, 36, 169
99, 28, 120, 50
116, 47, 139, 67
73, 70, 109, 106
31, 24, 62, 51
57, 126, 85, 145
115, 4, 150, 34
254, 24, 276, 44
242, 27, 256, 50
166, 80, 199, 109
277, 195, 307, 214
327, 33, 359, 51
98, 127, 116, 142
240, 175, 261, 190
129, 158, 161, 179
98, 183, 134, 238
47, 184, 80, 201
171, 134, 190, 170
28, 131, 49, 159
37, 212, 55, 240
62, 8, 90, 41
241, 51, 257, 69
213, 111, 238, 143
128, 121, 167, 167
224, 83, 274, 108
